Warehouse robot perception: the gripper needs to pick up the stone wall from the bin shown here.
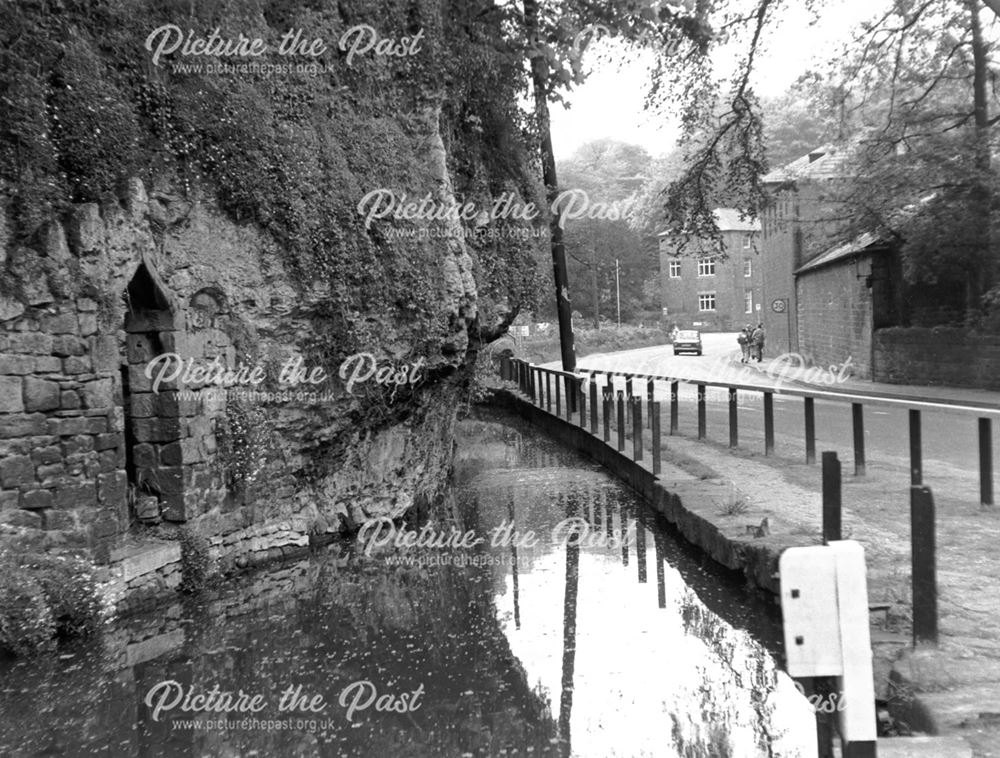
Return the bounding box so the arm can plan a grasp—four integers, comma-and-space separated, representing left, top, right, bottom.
795, 255, 874, 378
1, 166, 478, 608
873, 327, 1000, 389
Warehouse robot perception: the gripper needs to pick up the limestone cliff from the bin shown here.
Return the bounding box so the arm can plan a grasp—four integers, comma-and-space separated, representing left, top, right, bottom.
0, 0, 544, 587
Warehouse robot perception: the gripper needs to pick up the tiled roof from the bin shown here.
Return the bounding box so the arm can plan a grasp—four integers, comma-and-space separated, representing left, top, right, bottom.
712, 208, 760, 232
762, 144, 855, 184
795, 230, 890, 275
657, 208, 759, 236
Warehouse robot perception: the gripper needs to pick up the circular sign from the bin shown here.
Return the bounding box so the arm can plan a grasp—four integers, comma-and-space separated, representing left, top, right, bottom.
771, 298, 787, 313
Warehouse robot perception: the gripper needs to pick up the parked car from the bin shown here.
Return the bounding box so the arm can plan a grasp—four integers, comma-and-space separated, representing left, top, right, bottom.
672, 329, 703, 356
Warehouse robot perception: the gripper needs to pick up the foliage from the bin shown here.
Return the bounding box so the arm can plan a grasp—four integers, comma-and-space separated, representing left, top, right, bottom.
214, 397, 269, 494
0, 551, 103, 656
178, 528, 212, 594
0, 0, 545, 360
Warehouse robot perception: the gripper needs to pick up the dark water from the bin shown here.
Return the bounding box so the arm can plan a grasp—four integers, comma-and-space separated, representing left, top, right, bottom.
0, 412, 813, 757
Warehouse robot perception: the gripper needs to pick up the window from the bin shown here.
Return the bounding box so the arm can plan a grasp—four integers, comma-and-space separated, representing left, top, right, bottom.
668, 259, 681, 278
744, 289, 753, 314
743, 233, 753, 249
697, 258, 715, 277
743, 259, 752, 277
698, 292, 717, 312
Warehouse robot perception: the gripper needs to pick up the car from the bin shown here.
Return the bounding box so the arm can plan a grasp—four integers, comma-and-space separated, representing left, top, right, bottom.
673, 329, 703, 355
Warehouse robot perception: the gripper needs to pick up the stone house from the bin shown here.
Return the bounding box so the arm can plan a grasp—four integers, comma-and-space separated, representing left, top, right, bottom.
658, 209, 763, 332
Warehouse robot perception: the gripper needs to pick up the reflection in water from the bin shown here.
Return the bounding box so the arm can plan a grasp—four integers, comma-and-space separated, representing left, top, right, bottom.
0, 411, 813, 757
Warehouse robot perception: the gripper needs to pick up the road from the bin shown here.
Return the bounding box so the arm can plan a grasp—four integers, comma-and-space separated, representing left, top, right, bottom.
556, 333, 994, 502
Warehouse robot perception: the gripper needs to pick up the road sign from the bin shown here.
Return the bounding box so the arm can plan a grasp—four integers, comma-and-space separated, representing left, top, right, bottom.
772, 298, 787, 313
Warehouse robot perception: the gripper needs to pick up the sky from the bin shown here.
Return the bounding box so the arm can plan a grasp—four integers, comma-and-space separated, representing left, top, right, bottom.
550, 0, 890, 161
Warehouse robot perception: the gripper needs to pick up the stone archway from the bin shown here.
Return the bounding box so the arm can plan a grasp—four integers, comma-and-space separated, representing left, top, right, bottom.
122, 261, 185, 525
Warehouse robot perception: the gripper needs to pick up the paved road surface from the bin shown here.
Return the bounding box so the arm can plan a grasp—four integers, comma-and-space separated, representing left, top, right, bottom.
555, 333, 994, 502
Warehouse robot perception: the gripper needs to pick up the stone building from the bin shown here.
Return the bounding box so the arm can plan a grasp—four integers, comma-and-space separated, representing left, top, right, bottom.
659, 209, 762, 332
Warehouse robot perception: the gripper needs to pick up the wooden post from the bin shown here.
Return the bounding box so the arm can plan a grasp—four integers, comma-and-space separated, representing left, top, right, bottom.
545, 371, 552, 412
804, 397, 816, 464
697, 384, 706, 440
625, 374, 633, 399
555, 373, 561, 417
616, 392, 626, 452
910, 409, 922, 486
632, 397, 643, 461
728, 387, 738, 448
911, 486, 938, 646
979, 418, 993, 506
670, 381, 679, 435
602, 390, 611, 443
651, 401, 662, 475
822, 452, 841, 544
566, 377, 574, 422
764, 392, 775, 456
852, 403, 866, 477
589, 379, 598, 433
577, 379, 586, 427
647, 378, 654, 429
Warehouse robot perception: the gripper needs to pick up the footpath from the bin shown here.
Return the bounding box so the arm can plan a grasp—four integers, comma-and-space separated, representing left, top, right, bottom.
500, 352, 1000, 758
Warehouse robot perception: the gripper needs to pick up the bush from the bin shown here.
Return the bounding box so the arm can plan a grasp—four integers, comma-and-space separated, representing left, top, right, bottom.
516, 324, 670, 364
178, 528, 211, 594
0, 552, 103, 656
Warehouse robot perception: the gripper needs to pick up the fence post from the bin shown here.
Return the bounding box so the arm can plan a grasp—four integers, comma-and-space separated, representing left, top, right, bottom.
545, 371, 552, 412
603, 390, 611, 443
617, 391, 626, 452
500, 355, 509, 381
555, 373, 561, 417
566, 377, 574, 422
647, 378, 654, 429
651, 402, 662, 475
911, 486, 938, 646
764, 391, 775, 456
697, 384, 706, 440
670, 381, 679, 435
728, 387, 738, 448
531, 367, 538, 404
625, 374, 634, 399
980, 418, 993, 506
910, 409, 922, 486
577, 378, 586, 427
804, 397, 816, 464
822, 451, 841, 544
852, 403, 866, 477
589, 379, 599, 434
632, 397, 643, 461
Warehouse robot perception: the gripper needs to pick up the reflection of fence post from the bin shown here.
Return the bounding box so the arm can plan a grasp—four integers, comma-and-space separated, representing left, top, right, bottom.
670, 381, 679, 435
697, 384, 706, 440
981, 418, 994, 506
822, 451, 841, 544
911, 486, 938, 646
632, 397, 643, 461
617, 392, 626, 452
764, 391, 775, 456
651, 401, 662, 475
589, 379, 599, 434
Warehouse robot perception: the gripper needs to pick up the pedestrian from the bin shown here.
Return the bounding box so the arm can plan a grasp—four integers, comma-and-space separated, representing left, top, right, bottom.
737, 325, 751, 363
751, 323, 765, 362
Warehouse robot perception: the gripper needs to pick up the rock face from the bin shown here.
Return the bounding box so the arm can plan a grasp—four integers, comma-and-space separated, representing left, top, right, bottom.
0, 165, 477, 576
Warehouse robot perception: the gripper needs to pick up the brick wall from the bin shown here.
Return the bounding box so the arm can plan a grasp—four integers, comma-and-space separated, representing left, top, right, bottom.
795, 255, 874, 377
873, 327, 1000, 390
660, 230, 762, 331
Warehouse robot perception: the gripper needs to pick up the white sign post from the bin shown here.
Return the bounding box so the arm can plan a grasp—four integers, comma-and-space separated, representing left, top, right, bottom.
780, 540, 877, 758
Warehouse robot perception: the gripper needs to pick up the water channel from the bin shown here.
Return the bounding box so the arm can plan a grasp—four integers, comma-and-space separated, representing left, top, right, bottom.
0, 410, 814, 757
